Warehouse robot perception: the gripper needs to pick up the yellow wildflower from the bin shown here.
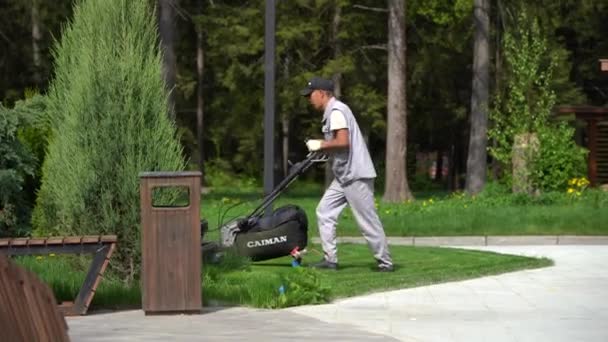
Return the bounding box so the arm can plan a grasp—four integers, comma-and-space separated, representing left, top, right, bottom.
567, 188, 574, 194
36, 256, 43, 260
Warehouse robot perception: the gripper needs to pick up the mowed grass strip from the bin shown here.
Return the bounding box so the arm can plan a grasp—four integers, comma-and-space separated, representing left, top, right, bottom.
201, 188, 608, 238
251, 244, 553, 299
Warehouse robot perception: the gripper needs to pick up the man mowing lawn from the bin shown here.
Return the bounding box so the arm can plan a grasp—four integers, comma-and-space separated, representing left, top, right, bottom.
301, 76, 393, 272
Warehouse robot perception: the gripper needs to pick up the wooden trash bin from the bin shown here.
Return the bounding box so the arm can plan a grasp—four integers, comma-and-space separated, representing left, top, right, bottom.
139, 171, 202, 314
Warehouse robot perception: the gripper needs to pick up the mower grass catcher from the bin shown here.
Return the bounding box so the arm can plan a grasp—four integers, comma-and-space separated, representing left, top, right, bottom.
201, 152, 327, 265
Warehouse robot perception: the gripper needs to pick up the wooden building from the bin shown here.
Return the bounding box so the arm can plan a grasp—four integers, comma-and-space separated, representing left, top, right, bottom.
554, 59, 608, 187
554, 106, 608, 186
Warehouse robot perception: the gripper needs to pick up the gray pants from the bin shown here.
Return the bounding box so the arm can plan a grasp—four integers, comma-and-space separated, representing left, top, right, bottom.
316, 178, 392, 267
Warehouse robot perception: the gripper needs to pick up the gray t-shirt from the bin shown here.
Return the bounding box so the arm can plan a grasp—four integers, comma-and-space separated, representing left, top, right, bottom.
322, 98, 376, 184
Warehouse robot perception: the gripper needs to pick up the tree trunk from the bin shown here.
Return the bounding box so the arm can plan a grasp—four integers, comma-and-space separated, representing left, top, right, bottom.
512, 133, 539, 194
31, 0, 42, 87
196, 1, 205, 185
282, 56, 290, 178
490, 0, 503, 181
326, 0, 342, 188
465, 0, 490, 194
448, 145, 456, 190
159, 0, 177, 120
383, 0, 413, 202
331, 0, 342, 99
434, 150, 443, 182
282, 114, 289, 177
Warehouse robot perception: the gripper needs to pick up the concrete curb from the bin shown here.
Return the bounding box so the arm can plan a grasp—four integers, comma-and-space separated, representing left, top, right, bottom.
311, 235, 608, 246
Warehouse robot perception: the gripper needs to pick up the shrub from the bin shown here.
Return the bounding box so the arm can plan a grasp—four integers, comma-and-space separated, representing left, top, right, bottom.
278, 267, 331, 307
489, 13, 587, 192
531, 123, 587, 191
0, 100, 38, 237
32, 0, 186, 281
204, 158, 257, 189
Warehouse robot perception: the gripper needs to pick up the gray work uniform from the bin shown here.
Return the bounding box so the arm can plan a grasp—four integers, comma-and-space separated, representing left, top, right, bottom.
316, 98, 392, 267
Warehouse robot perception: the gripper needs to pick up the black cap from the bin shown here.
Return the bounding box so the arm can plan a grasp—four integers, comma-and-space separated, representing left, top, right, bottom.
300, 77, 334, 96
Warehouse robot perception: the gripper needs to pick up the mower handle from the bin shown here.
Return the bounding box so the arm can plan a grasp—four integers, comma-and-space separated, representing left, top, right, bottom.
244, 151, 327, 222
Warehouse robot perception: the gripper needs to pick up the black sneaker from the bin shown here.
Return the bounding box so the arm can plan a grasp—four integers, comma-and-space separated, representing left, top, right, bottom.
377, 264, 394, 272
311, 259, 338, 270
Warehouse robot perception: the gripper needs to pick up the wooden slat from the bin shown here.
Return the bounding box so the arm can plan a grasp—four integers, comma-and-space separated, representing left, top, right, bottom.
101, 235, 118, 243
27, 238, 47, 246
46, 237, 64, 245
81, 235, 100, 244
0, 254, 69, 341
57, 302, 74, 316
63, 236, 83, 244
10, 238, 29, 246
2, 260, 36, 341
83, 244, 116, 311
0, 239, 10, 246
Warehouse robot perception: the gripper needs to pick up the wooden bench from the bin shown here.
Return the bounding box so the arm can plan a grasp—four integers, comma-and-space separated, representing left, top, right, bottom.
0, 235, 117, 316
0, 254, 70, 341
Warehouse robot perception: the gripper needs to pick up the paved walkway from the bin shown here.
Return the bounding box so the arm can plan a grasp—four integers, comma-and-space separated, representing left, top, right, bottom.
67, 245, 608, 341
289, 245, 608, 341
67, 307, 395, 341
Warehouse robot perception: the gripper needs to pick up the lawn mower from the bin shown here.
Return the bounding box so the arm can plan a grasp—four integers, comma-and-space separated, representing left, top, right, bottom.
200, 151, 327, 266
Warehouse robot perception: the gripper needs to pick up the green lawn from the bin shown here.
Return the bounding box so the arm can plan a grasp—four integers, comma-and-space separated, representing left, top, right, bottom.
16, 243, 552, 310
13, 183, 600, 310
237, 244, 552, 301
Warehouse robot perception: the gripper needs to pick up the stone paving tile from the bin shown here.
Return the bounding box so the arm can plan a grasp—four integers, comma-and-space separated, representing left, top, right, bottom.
67, 307, 398, 342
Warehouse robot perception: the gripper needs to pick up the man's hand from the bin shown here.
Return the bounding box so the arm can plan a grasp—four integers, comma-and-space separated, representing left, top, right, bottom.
306, 139, 324, 152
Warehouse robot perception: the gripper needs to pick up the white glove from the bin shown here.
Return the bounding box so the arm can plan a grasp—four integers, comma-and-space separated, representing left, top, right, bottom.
306, 139, 323, 152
